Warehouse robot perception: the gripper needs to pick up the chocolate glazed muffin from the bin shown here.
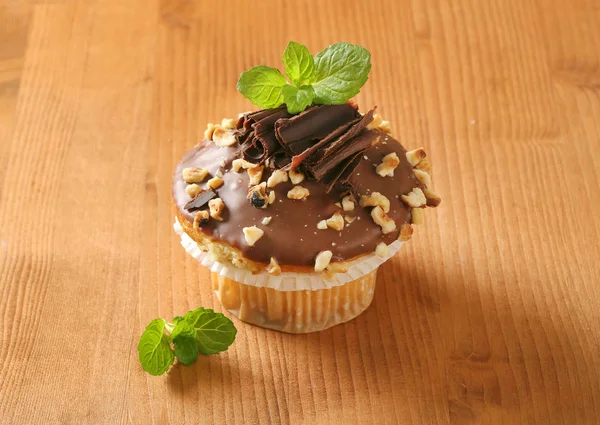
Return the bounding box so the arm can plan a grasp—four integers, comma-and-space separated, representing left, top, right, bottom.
173, 103, 440, 333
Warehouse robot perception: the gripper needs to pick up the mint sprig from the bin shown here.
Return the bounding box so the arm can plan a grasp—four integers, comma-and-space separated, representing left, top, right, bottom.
237, 41, 371, 114
138, 307, 237, 376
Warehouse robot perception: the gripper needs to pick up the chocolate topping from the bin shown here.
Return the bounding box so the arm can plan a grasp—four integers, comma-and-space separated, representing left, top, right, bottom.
173, 129, 421, 267
184, 189, 217, 211
235, 106, 292, 164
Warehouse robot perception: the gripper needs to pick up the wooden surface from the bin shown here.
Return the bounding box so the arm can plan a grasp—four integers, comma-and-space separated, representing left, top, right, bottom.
1, 0, 599, 424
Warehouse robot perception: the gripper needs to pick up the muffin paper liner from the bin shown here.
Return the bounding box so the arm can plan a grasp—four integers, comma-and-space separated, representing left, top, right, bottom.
174, 218, 403, 291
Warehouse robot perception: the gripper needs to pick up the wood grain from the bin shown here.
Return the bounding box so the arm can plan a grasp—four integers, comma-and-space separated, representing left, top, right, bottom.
1, 0, 599, 424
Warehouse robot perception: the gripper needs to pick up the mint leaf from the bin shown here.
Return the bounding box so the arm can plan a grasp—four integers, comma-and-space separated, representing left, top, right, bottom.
311, 42, 371, 104
236, 66, 287, 109
183, 307, 237, 355
282, 41, 314, 86
138, 319, 174, 376
171, 320, 199, 366
282, 84, 314, 114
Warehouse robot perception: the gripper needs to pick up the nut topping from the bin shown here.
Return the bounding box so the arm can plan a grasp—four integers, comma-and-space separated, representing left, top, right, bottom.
247, 165, 264, 186
400, 187, 427, 208
267, 169, 288, 188
360, 192, 391, 213
247, 182, 269, 209
266, 257, 281, 276
314, 250, 333, 272
206, 176, 224, 190
398, 223, 413, 241
317, 220, 328, 230
185, 184, 203, 198
423, 188, 442, 207
371, 206, 396, 234
415, 158, 431, 173
406, 148, 427, 167
262, 216, 272, 225
268, 190, 276, 204
243, 226, 264, 246
287, 185, 310, 200
413, 169, 431, 186
326, 261, 349, 274
344, 215, 356, 224
212, 127, 237, 147
367, 113, 383, 130
208, 198, 225, 221
193, 210, 210, 230
326, 212, 345, 231
204, 123, 217, 140
232, 158, 259, 172
342, 195, 355, 211
411, 207, 424, 225
375, 152, 400, 177
375, 242, 389, 258
182, 167, 208, 183
289, 168, 305, 184
221, 118, 236, 130
379, 120, 392, 134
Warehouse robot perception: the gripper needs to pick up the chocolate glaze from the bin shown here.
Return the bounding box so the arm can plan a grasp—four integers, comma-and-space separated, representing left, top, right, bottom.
173, 131, 421, 267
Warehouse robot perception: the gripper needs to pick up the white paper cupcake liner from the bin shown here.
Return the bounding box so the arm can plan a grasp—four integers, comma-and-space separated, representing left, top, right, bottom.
174, 218, 403, 291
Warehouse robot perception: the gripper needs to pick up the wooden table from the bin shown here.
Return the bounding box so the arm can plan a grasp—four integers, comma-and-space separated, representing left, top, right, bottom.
1, 0, 599, 424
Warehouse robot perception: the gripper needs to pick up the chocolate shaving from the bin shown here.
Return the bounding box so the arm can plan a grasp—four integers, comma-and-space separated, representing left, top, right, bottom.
184, 189, 217, 211
274, 104, 359, 155
322, 152, 364, 193
235, 106, 292, 164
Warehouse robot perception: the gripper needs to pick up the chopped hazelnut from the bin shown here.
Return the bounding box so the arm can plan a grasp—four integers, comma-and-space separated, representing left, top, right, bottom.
221, 118, 236, 130
344, 215, 356, 224
206, 176, 224, 190
212, 127, 237, 147
411, 207, 424, 225
415, 158, 431, 173
247, 165, 264, 186
371, 206, 396, 234
360, 192, 391, 213
185, 184, 203, 198
314, 250, 333, 272
243, 226, 264, 246
398, 223, 413, 241
376, 152, 400, 177
342, 195, 355, 211
232, 158, 259, 172
379, 120, 392, 134
400, 187, 427, 208
262, 216, 272, 225
204, 123, 217, 140
334, 202, 342, 208
406, 148, 427, 167
287, 185, 310, 200
182, 167, 208, 183
267, 169, 288, 188
326, 212, 344, 231
423, 188, 442, 207
317, 220, 328, 230
367, 113, 383, 130
193, 210, 210, 230
413, 169, 431, 186
268, 190, 276, 204
208, 198, 225, 221
375, 242, 389, 258
266, 257, 281, 276
289, 168, 305, 184
326, 261, 349, 273
247, 182, 269, 209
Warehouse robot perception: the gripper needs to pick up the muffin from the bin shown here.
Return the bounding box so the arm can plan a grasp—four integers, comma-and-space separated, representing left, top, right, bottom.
172, 102, 441, 333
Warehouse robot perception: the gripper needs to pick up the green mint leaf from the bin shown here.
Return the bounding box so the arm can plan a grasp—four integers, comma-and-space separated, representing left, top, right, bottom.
183, 307, 237, 355
138, 319, 174, 376
236, 66, 287, 109
282, 84, 314, 114
282, 41, 314, 86
173, 316, 184, 324
310, 42, 371, 104
171, 320, 199, 366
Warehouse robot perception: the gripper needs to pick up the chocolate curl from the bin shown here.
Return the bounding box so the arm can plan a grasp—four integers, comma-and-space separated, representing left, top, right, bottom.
235, 106, 291, 164
310, 130, 381, 181
274, 104, 360, 156
322, 152, 364, 193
